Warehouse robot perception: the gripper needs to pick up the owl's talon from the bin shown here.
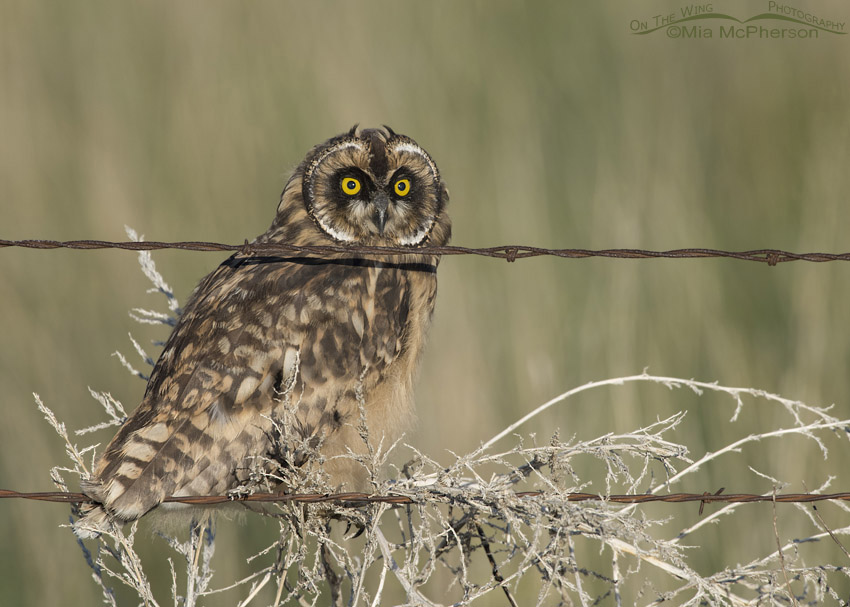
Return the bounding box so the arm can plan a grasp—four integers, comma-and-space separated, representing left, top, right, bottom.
343, 518, 367, 540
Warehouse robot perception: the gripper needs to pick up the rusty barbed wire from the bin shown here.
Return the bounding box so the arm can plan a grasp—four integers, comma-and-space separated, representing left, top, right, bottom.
2, 488, 849, 507
2, 238, 850, 265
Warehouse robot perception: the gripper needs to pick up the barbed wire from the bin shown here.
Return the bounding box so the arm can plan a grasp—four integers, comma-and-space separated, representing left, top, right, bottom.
2, 238, 850, 265
2, 488, 849, 508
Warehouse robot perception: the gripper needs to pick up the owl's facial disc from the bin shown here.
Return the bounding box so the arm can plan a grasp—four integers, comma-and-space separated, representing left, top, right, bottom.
303, 128, 444, 247
303, 139, 371, 243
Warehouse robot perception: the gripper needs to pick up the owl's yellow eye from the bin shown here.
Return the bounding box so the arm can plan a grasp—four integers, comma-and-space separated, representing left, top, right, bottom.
394, 178, 411, 197
341, 177, 361, 196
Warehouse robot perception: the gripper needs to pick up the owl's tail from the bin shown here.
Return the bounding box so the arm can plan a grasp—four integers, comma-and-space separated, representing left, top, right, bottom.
73, 478, 118, 539
73, 506, 112, 539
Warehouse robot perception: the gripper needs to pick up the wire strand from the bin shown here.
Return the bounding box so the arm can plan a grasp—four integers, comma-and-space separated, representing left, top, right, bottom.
2, 489, 849, 507
2, 238, 850, 265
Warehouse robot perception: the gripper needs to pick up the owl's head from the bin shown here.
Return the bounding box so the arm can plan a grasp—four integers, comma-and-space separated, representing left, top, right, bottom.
272, 126, 450, 249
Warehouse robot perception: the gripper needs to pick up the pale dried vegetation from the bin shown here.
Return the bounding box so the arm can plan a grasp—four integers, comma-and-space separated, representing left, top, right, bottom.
36, 233, 850, 606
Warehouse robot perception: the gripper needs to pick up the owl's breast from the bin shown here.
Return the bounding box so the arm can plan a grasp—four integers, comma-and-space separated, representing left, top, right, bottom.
261, 256, 438, 446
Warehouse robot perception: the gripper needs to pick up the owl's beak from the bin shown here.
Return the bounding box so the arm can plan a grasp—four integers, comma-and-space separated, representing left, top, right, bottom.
372, 193, 389, 234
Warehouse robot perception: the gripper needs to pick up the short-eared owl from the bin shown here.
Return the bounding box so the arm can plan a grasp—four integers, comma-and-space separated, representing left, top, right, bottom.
75, 126, 451, 537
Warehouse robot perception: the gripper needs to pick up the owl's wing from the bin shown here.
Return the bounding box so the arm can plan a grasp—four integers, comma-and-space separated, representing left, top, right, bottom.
79, 255, 428, 526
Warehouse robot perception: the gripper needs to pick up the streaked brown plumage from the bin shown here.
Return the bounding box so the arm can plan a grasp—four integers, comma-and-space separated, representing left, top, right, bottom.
75, 127, 450, 537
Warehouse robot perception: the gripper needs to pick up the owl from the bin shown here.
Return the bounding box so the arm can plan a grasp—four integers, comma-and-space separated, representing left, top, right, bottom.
74, 126, 451, 537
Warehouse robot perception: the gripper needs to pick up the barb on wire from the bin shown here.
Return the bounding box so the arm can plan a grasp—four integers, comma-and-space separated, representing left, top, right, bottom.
2, 488, 850, 507
2, 238, 850, 265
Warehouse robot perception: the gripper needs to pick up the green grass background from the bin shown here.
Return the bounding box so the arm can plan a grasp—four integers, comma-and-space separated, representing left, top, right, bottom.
1, 1, 849, 604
